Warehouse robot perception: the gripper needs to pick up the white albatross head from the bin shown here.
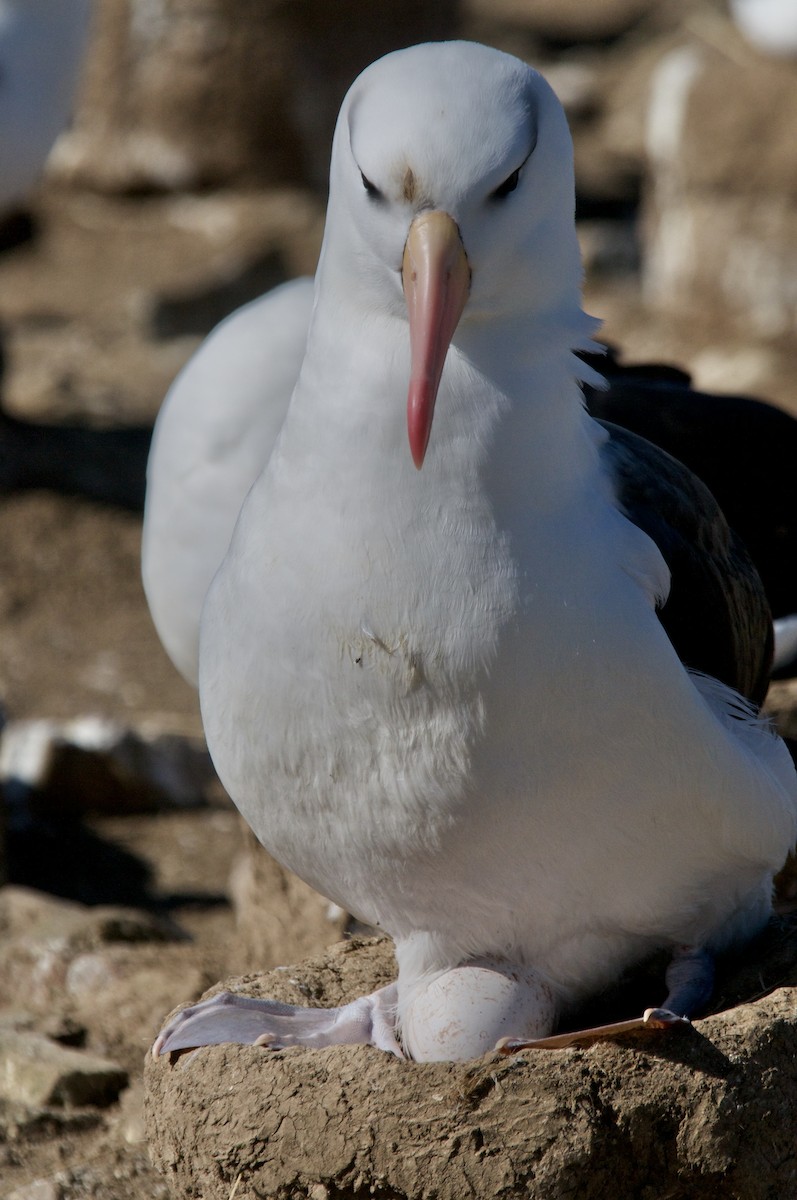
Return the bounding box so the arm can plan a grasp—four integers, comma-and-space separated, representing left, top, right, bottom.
318, 41, 586, 467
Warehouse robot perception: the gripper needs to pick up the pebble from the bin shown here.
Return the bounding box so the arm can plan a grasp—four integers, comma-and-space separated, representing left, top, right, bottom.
4, 1180, 61, 1200
0, 1030, 127, 1109
0, 717, 216, 814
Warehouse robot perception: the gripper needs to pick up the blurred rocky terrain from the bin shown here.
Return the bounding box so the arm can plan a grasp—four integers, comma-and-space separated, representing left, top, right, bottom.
0, 1, 795, 1197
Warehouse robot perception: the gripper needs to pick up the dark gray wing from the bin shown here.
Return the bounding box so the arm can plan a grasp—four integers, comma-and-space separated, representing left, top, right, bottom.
582, 346, 797, 621
599, 420, 773, 708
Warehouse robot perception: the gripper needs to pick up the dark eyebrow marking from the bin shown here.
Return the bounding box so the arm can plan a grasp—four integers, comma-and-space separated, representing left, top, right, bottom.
402, 167, 417, 203
488, 139, 537, 202
361, 170, 383, 200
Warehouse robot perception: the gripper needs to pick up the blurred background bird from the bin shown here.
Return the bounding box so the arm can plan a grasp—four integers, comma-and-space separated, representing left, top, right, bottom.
0, 0, 91, 219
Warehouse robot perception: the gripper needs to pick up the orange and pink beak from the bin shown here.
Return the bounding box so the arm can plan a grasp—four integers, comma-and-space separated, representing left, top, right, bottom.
401, 211, 471, 468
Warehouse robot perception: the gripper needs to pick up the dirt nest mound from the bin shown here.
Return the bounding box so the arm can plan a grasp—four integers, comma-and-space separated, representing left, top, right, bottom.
145, 934, 797, 1200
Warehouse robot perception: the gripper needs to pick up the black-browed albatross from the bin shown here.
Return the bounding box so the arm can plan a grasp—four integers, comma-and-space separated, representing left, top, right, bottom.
152, 41, 797, 1062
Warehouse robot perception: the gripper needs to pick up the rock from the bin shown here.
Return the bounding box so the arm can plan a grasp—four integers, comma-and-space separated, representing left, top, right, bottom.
766, 680, 797, 744
138, 189, 324, 340
5, 1181, 61, 1200
145, 933, 797, 1200
3, 1158, 172, 1200
0, 703, 6, 892
0, 190, 324, 432
0, 931, 205, 1080
578, 218, 640, 277
0, 885, 178, 947
641, 34, 797, 338
0, 886, 203, 1072
0, 764, 6, 892
730, 0, 797, 57
229, 825, 349, 969
114, 1080, 148, 1147
0, 1100, 103, 1148
52, 0, 457, 194
0, 1031, 126, 1109
0, 717, 218, 814
463, 0, 657, 44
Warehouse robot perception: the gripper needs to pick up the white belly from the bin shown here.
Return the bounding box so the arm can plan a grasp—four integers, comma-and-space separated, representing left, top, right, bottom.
199, 451, 796, 1000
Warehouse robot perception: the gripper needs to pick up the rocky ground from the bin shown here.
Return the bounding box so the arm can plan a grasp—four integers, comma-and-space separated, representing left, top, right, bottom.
0, 6, 796, 1196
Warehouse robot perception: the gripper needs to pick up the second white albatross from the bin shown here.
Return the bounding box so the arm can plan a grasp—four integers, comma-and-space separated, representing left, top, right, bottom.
153, 41, 797, 1063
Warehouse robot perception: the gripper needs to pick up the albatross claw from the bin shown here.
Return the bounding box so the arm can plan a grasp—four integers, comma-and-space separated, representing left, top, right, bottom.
152, 984, 403, 1060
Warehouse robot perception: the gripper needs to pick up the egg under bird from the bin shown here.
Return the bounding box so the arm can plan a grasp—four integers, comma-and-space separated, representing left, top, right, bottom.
152, 41, 797, 1063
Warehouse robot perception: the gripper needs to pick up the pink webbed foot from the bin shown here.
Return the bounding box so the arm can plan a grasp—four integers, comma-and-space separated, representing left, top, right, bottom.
152, 983, 402, 1059
497, 945, 714, 1054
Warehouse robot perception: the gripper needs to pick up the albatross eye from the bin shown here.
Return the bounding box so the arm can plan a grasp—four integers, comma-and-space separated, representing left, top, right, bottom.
360, 170, 383, 200
490, 167, 521, 201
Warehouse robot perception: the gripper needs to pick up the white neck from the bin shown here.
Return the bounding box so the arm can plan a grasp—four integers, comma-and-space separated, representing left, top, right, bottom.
279, 268, 605, 530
